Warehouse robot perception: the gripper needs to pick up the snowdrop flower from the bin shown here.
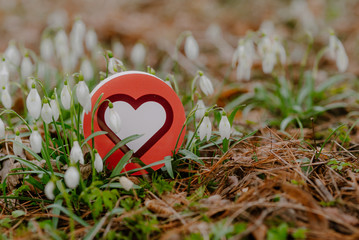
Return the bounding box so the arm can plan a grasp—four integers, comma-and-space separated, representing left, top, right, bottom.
21, 53, 33, 79
80, 59, 94, 81
107, 102, 121, 134
184, 34, 199, 60
0, 118, 5, 139
219, 112, 231, 140
198, 114, 211, 141
108, 57, 124, 74
64, 166, 80, 189
55, 29, 69, 58
70, 19, 86, 58
94, 150, 103, 173
26, 84, 41, 119
195, 99, 206, 121
273, 38, 286, 65
50, 96, 59, 122
232, 39, 255, 81
258, 36, 276, 74
198, 72, 214, 96
70, 140, 84, 164
85, 29, 98, 52
41, 98, 53, 124
112, 41, 125, 59
130, 42, 146, 67
13, 130, 23, 156
120, 176, 134, 191
0, 59, 9, 88
44, 180, 55, 200
40, 37, 54, 61
76, 79, 91, 114
1, 86, 12, 109
30, 126, 42, 153
4, 42, 21, 67
328, 34, 348, 72
61, 81, 71, 110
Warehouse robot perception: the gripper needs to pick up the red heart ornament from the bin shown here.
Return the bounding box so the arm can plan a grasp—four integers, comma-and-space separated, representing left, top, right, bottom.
82, 71, 186, 175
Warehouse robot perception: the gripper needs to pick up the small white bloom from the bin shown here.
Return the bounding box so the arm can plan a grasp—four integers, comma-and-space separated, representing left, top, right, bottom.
120, 176, 134, 191
258, 36, 276, 74
64, 166, 80, 189
112, 41, 125, 59
0, 118, 5, 139
76, 80, 91, 114
233, 39, 255, 81
26, 85, 41, 119
0, 59, 9, 88
107, 103, 121, 134
21, 54, 33, 79
40, 38, 54, 61
4, 43, 21, 67
70, 19, 86, 58
41, 100, 53, 124
55, 29, 69, 58
1, 87, 12, 109
184, 35, 199, 60
13, 131, 23, 156
94, 152, 103, 173
195, 99, 206, 121
70, 140, 84, 164
328, 34, 348, 72
219, 114, 231, 140
85, 29, 98, 52
198, 116, 212, 141
60, 82, 71, 110
130, 43, 146, 67
108, 57, 124, 74
80, 59, 93, 81
198, 73, 214, 96
50, 98, 60, 122
44, 181, 55, 200
30, 129, 42, 154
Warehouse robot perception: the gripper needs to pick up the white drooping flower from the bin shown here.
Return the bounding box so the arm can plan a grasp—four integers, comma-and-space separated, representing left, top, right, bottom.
0, 118, 5, 139
50, 98, 60, 122
1, 86, 12, 109
41, 99, 53, 124
258, 34, 286, 74
184, 34, 199, 60
130, 42, 146, 67
198, 115, 212, 141
0, 59, 9, 88
328, 34, 348, 73
120, 176, 134, 191
232, 39, 255, 81
13, 130, 23, 156
108, 57, 124, 74
70, 140, 84, 164
112, 41, 125, 59
70, 19, 86, 58
94, 151, 103, 173
30, 127, 42, 154
80, 59, 94, 81
64, 166, 80, 189
76, 80, 91, 114
4, 42, 21, 68
21, 53, 33, 79
26, 84, 41, 119
198, 72, 214, 96
40, 37, 54, 61
60, 81, 71, 110
44, 180, 55, 200
55, 29, 69, 58
107, 102, 121, 134
85, 29, 98, 52
219, 113, 231, 140
195, 99, 206, 121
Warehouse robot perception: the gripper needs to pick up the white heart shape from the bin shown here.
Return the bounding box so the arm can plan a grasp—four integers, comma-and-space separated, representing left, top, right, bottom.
104, 101, 166, 153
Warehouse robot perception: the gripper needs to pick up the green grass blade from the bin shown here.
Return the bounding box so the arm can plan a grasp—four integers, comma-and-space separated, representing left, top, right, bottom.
110, 150, 133, 178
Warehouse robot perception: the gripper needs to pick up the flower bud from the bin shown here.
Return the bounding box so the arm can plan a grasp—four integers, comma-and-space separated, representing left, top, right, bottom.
76, 80, 91, 114
130, 43, 146, 67
107, 102, 121, 134
41, 99, 53, 124
55, 30, 69, 58
50, 97, 60, 122
70, 140, 84, 164
44, 180, 55, 200
108, 57, 124, 74
0, 118, 5, 139
219, 113, 231, 140
80, 59, 94, 81
60, 81, 71, 110
40, 38, 54, 61
85, 29, 98, 52
26, 84, 41, 119
13, 130, 23, 156
4, 42, 21, 67
112, 41, 125, 59
0, 59, 9, 88
195, 99, 206, 121
21, 53, 33, 79
64, 166, 80, 189
1, 86, 12, 109
120, 176, 134, 191
198, 72, 214, 96
30, 127, 42, 154
184, 34, 199, 60
94, 151, 103, 173
198, 115, 211, 141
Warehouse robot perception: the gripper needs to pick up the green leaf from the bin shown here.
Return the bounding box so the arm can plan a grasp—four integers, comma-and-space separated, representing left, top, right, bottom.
178, 149, 204, 165
81, 131, 108, 148
280, 116, 295, 131
228, 104, 242, 125
47, 204, 89, 227
93, 197, 103, 218
164, 156, 174, 179
52, 199, 63, 229
103, 135, 141, 162
110, 150, 133, 178
12, 210, 25, 218
99, 182, 140, 189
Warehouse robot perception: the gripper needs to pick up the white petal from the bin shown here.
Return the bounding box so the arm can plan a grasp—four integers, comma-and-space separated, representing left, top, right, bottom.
94, 153, 103, 173
30, 130, 42, 153
26, 89, 42, 119
61, 85, 71, 110
219, 116, 231, 140
199, 75, 214, 96
120, 176, 134, 191
184, 35, 199, 60
1, 88, 12, 109
14, 135, 23, 156
64, 167, 80, 189
44, 181, 55, 200
130, 43, 146, 66
41, 103, 53, 124
80, 59, 93, 81
0, 118, 5, 138
50, 99, 60, 122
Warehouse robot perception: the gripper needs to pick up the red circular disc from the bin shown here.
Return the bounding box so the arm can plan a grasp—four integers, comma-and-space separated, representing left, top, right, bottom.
83, 71, 186, 175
